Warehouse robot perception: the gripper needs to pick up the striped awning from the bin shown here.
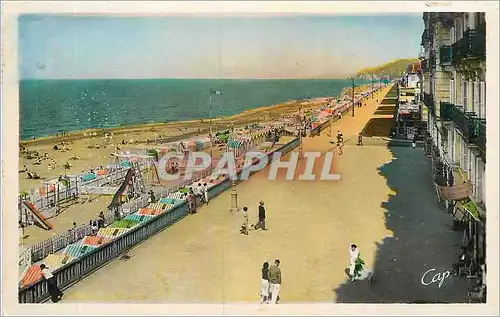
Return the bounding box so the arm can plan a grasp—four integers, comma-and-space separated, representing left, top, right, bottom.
458, 199, 481, 221
436, 183, 471, 201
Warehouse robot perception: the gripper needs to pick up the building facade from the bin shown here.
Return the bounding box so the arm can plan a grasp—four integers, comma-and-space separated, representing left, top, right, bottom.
420, 12, 486, 277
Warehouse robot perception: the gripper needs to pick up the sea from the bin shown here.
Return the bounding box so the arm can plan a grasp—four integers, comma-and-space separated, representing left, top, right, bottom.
19, 78, 371, 140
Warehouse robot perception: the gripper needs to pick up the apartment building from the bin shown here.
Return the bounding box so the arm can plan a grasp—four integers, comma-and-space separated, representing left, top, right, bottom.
421, 12, 486, 274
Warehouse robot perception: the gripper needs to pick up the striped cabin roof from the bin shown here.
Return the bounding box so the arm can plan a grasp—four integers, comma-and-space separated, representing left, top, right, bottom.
158, 197, 177, 204
137, 207, 164, 216
166, 192, 185, 200
20, 265, 41, 288
63, 244, 98, 259
148, 202, 172, 210
96, 227, 130, 239
42, 253, 73, 271
124, 213, 154, 223
109, 218, 139, 229
82, 235, 111, 246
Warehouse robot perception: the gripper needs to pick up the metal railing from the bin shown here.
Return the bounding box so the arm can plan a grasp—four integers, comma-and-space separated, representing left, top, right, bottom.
452, 29, 486, 64
440, 101, 454, 121
476, 120, 486, 155
18, 138, 300, 303
24, 168, 212, 265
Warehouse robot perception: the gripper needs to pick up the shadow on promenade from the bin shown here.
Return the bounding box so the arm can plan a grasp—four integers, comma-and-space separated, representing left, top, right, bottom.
332, 143, 472, 303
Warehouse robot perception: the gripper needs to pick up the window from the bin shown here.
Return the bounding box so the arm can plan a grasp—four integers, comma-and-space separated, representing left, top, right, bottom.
453, 131, 459, 162
479, 81, 486, 119
467, 149, 474, 181
462, 81, 468, 111
450, 27, 456, 44
449, 129, 455, 163
462, 140, 468, 173
450, 79, 455, 104
475, 157, 485, 203
455, 18, 463, 40
469, 12, 476, 29
473, 81, 479, 115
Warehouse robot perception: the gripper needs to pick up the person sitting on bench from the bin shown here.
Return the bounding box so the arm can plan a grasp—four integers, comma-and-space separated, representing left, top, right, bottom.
452, 246, 469, 276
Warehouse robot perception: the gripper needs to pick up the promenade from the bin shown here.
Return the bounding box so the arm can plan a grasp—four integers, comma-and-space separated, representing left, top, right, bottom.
59, 85, 468, 303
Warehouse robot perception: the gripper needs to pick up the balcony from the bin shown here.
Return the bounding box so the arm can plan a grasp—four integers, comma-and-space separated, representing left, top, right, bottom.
476, 119, 486, 154
440, 101, 453, 121
439, 45, 452, 65
451, 29, 486, 64
450, 105, 486, 152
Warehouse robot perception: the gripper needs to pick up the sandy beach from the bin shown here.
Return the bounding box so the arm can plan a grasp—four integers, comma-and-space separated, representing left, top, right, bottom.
19, 86, 371, 192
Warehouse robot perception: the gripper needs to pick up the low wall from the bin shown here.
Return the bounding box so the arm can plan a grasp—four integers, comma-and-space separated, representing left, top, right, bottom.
18, 137, 300, 303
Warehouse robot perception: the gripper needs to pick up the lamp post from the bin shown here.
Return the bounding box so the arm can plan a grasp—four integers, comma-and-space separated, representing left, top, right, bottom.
209, 89, 222, 173
296, 123, 304, 160
351, 77, 356, 117
371, 74, 375, 99
209, 92, 214, 172
229, 121, 239, 212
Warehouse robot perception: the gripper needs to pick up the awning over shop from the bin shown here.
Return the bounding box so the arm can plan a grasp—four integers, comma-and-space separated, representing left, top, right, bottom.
436, 183, 471, 201
458, 199, 481, 221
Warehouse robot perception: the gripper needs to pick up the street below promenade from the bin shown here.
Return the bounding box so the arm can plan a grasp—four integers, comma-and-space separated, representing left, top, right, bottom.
60, 85, 470, 303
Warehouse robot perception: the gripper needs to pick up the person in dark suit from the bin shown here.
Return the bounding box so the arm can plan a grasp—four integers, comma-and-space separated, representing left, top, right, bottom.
255, 201, 267, 230
40, 264, 63, 303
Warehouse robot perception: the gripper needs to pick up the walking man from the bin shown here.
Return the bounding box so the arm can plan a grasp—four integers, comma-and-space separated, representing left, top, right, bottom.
40, 264, 63, 303
336, 130, 344, 155
255, 201, 267, 230
357, 133, 363, 146
268, 259, 282, 304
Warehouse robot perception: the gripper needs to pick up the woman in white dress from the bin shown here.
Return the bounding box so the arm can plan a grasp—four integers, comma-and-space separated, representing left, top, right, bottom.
348, 244, 371, 281
260, 262, 270, 303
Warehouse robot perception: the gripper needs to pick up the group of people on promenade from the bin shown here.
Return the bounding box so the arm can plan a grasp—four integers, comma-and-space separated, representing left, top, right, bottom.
256, 244, 369, 304
241, 201, 267, 235
186, 183, 210, 214
260, 259, 282, 304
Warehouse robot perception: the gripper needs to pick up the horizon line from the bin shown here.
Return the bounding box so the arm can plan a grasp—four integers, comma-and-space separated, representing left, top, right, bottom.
20, 76, 358, 81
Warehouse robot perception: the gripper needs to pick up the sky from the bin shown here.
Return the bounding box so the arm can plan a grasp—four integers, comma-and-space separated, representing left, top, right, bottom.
19, 14, 424, 79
